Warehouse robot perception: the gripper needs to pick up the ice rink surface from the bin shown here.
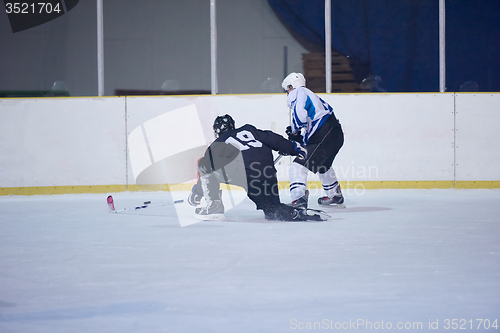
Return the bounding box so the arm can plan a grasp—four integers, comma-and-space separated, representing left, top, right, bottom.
1, 188, 499, 332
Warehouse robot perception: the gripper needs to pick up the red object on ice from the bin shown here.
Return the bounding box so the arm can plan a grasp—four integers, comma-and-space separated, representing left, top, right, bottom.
107, 195, 115, 211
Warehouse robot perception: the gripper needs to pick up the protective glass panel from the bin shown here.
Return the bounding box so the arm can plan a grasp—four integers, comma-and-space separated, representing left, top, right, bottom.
0, 1, 96, 97
216, 0, 308, 94
104, 1, 210, 96
446, 0, 500, 92
266, 0, 500, 93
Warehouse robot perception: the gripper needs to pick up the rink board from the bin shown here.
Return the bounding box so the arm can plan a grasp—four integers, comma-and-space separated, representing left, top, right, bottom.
454, 94, 500, 181
0, 97, 127, 188
0, 93, 499, 195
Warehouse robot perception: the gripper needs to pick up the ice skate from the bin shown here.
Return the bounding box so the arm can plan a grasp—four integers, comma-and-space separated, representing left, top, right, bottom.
194, 199, 225, 221
317, 185, 345, 208
288, 190, 309, 209
317, 195, 345, 208
292, 208, 327, 221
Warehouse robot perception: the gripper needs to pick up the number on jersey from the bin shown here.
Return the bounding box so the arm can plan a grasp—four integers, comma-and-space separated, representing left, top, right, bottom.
225, 130, 262, 150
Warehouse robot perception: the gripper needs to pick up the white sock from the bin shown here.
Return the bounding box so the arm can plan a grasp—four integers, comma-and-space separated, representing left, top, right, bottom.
289, 162, 309, 201
199, 174, 213, 206
318, 168, 340, 198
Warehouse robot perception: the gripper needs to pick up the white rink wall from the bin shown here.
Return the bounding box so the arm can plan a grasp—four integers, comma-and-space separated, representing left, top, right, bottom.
0, 93, 499, 194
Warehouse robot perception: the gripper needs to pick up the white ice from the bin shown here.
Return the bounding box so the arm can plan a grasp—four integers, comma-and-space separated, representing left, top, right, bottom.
1, 189, 499, 332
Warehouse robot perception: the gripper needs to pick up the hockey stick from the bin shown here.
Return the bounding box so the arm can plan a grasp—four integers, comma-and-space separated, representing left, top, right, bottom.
107, 195, 183, 213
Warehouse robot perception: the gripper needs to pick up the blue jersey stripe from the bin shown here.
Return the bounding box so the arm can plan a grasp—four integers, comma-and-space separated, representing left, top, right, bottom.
293, 104, 305, 127
319, 97, 334, 112
286, 87, 337, 144
305, 96, 316, 119
304, 114, 330, 144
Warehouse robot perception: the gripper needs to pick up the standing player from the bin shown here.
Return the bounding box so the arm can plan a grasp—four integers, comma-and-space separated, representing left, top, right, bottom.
282, 72, 345, 208
188, 114, 324, 221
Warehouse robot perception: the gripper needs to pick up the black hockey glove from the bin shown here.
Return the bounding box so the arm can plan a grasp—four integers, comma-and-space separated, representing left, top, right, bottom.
286, 126, 303, 143
292, 141, 307, 160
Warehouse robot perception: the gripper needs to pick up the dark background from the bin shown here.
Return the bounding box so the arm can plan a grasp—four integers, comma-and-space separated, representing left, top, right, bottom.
268, 0, 500, 92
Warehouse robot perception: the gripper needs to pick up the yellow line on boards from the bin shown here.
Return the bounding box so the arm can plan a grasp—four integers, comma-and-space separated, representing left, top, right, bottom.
1, 181, 499, 196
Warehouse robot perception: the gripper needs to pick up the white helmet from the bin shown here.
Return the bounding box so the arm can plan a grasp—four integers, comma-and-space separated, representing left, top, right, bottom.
281, 72, 306, 91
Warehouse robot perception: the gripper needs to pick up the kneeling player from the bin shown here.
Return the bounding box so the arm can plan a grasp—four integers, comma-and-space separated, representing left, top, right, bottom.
188, 114, 323, 222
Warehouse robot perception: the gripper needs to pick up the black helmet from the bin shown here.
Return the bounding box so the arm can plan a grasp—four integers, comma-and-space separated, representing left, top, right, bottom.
213, 114, 235, 138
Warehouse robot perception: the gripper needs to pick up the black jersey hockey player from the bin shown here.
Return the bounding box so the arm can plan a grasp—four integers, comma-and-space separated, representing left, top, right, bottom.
188, 114, 324, 221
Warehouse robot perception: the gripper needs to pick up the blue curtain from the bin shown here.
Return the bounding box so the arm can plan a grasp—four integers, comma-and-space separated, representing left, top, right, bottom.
268, 0, 500, 92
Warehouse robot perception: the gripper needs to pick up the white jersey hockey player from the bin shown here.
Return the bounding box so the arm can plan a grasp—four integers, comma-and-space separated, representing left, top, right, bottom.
282, 72, 345, 208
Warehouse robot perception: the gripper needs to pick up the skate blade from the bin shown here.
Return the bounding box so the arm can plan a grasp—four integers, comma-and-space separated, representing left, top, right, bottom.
332, 203, 346, 209
194, 213, 225, 221
319, 203, 346, 209
306, 209, 330, 220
